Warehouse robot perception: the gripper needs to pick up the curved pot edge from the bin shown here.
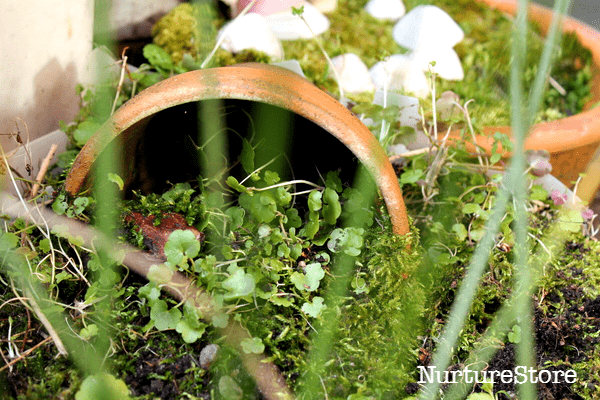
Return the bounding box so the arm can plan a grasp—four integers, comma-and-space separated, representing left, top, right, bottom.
65, 64, 411, 235
463, 0, 600, 185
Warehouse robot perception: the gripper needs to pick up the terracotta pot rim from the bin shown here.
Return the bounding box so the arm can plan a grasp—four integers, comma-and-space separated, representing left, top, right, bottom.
65, 63, 410, 235
473, 0, 600, 153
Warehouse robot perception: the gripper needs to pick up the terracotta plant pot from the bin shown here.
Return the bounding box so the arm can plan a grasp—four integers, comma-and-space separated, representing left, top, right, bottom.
469, 0, 600, 187
65, 63, 410, 235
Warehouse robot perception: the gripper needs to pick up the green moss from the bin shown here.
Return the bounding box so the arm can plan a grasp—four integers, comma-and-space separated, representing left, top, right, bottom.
536, 236, 600, 398
243, 303, 312, 385
320, 227, 424, 398
212, 48, 272, 66
152, 2, 219, 64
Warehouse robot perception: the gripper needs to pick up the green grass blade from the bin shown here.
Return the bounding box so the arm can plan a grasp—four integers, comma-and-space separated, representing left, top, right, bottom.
527, 0, 572, 126
418, 170, 514, 399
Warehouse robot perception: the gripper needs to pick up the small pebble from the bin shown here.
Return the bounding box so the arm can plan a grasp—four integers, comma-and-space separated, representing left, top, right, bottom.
200, 344, 220, 369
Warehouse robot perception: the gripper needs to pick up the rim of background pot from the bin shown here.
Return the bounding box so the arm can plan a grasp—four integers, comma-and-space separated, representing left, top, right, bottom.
465, 0, 600, 187
64, 63, 410, 236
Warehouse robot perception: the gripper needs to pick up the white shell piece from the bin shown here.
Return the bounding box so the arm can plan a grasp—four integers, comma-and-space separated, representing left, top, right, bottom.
272, 59, 306, 78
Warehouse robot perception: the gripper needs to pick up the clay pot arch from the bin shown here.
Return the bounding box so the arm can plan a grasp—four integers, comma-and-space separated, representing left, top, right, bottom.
65, 63, 410, 235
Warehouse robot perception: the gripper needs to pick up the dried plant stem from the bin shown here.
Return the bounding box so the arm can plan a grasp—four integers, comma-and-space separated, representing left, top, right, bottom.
0, 336, 53, 373
29, 143, 58, 199
388, 147, 431, 162
297, 12, 345, 102
111, 48, 129, 115
20, 289, 68, 355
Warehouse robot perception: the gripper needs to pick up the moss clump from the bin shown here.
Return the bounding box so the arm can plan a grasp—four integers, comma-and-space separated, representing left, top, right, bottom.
212, 48, 272, 66
321, 227, 424, 398
152, 2, 218, 64
243, 302, 313, 386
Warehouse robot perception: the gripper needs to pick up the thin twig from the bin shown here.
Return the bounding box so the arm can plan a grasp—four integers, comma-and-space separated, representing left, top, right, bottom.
30, 144, 58, 199
297, 10, 345, 102
0, 336, 53, 373
454, 99, 485, 168
111, 48, 129, 115
548, 75, 567, 96
388, 147, 432, 162
21, 288, 68, 355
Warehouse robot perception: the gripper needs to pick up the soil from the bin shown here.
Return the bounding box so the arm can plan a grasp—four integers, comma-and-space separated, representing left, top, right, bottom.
410, 246, 600, 399
123, 343, 208, 399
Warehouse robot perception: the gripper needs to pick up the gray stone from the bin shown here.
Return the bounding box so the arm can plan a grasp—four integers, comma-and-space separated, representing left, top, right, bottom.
199, 344, 220, 369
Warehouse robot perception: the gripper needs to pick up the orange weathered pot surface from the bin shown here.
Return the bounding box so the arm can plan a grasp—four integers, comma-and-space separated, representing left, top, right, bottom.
472, 0, 600, 185
65, 63, 410, 235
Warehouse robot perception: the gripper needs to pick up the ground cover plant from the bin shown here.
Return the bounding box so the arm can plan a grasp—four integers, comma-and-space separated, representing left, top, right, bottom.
2, 0, 600, 399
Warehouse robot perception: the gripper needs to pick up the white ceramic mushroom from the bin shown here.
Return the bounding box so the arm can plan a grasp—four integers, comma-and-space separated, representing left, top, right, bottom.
236, 0, 303, 16
365, 0, 406, 21
370, 54, 430, 98
264, 1, 330, 40
330, 53, 375, 94
218, 13, 284, 61
312, 0, 338, 13
392, 5, 464, 50
411, 46, 464, 80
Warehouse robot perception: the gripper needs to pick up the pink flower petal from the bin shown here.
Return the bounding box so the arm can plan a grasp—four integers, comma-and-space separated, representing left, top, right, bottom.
581, 208, 595, 221
550, 190, 568, 206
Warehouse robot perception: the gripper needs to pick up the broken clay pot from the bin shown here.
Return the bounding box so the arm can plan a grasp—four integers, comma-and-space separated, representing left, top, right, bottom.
64, 63, 410, 236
